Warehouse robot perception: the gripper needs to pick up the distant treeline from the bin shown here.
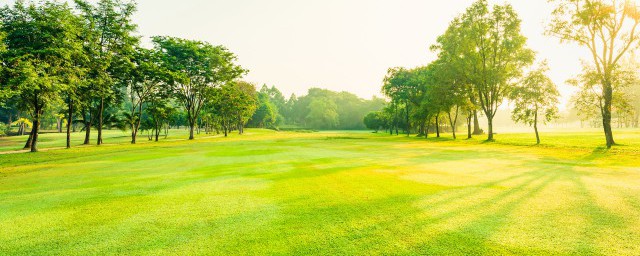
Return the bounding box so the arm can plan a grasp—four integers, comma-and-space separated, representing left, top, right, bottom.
252, 86, 386, 130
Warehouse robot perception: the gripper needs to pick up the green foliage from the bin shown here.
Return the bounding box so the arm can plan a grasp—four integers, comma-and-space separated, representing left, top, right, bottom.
433, 0, 534, 140
547, 0, 640, 147
286, 88, 383, 130
0, 123, 6, 136
363, 111, 388, 132
510, 62, 560, 127
305, 97, 339, 130
249, 92, 279, 129
510, 62, 560, 143
207, 81, 258, 134
152, 36, 246, 139
0, 0, 84, 151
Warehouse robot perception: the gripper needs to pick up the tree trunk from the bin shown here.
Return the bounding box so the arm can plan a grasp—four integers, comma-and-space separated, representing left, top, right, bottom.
155, 119, 160, 142
84, 120, 91, 145
57, 117, 62, 133
435, 115, 440, 138
406, 101, 410, 136
487, 117, 494, 141
67, 98, 73, 149
224, 119, 228, 137
24, 127, 34, 149
467, 114, 472, 139
30, 109, 41, 153
534, 111, 540, 145
473, 111, 482, 135
448, 106, 459, 139
97, 97, 104, 145
602, 83, 615, 148
189, 122, 195, 140
425, 119, 430, 139
394, 104, 399, 135
31, 119, 39, 152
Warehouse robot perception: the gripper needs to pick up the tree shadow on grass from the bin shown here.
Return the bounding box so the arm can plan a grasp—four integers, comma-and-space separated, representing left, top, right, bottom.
409, 167, 560, 255
563, 168, 630, 255
409, 156, 631, 255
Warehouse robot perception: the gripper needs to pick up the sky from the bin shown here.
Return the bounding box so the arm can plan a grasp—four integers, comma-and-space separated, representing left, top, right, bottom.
2, 0, 590, 109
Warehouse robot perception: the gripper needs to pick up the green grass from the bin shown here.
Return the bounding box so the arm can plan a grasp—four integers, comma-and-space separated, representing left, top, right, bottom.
1, 129, 639, 255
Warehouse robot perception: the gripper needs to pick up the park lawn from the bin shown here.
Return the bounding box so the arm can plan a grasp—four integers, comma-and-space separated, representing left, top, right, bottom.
1, 129, 639, 255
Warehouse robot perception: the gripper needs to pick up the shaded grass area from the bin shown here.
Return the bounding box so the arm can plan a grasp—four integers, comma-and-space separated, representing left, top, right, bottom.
1, 129, 639, 255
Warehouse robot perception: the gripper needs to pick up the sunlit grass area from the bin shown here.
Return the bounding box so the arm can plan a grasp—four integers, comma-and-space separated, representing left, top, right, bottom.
1, 129, 639, 255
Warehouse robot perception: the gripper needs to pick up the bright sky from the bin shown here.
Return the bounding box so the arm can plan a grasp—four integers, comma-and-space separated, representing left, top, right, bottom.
3, 0, 589, 109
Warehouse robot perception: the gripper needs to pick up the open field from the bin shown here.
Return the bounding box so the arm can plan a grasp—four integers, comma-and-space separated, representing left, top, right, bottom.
1, 129, 640, 255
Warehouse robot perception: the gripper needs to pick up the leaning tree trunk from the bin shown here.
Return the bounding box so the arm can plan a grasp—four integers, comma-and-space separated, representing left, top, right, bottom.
24, 127, 34, 149
602, 83, 615, 148
30, 109, 41, 153
448, 106, 459, 140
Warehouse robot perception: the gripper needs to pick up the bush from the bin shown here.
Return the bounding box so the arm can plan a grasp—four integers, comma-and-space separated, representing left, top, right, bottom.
0, 123, 7, 136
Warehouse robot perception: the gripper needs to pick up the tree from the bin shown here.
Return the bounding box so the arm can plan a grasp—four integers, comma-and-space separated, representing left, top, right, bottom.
123, 47, 167, 144
249, 92, 278, 128
434, 0, 534, 141
383, 67, 416, 136
232, 81, 258, 134
143, 96, 175, 142
1, 1, 83, 152
209, 81, 257, 136
75, 0, 138, 145
363, 111, 387, 132
306, 97, 339, 130
547, 0, 640, 148
154, 36, 245, 140
510, 62, 560, 144
569, 61, 638, 129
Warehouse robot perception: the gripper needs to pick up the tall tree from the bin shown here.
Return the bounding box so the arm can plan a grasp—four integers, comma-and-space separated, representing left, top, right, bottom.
510, 62, 560, 144
75, 0, 138, 145
1, 1, 83, 152
124, 47, 166, 144
383, 67, 415, 136
153, 36, 245, 140
568, 61, 638, 130
548, 0, 640, 148
435, 0, 534, 141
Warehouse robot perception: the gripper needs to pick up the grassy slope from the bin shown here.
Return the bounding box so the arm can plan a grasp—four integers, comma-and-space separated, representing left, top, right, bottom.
0, 129, 639, 255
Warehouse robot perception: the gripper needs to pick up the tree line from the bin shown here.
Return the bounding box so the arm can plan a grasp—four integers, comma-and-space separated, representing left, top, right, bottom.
366, 0, 640, 148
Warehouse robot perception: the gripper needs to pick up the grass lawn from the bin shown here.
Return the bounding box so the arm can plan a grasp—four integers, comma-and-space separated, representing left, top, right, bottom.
1, 129, 639, 255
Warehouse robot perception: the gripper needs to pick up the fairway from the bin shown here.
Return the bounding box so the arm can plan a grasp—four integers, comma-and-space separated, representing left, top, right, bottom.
1, 130, 639, 255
